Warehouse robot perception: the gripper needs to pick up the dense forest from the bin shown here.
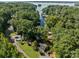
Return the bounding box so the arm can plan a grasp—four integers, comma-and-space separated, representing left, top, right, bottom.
42, 5, 79, 58
0, 2, 39, 58
0, 2, 79, 58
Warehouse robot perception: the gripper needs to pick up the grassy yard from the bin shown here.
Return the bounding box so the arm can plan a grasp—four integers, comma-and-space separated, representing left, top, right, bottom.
18, 41, 40, 58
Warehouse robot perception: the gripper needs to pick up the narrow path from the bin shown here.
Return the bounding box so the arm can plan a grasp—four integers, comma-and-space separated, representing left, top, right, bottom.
13, 41, 29, 58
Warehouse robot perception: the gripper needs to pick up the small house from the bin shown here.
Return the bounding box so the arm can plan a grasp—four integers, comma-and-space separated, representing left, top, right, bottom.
39, 43, 47, 51
10, 34, 22, 43
12, 35, 22, 40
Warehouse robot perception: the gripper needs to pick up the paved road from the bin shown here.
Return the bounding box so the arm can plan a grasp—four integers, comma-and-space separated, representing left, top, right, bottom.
13, 41, 29, 58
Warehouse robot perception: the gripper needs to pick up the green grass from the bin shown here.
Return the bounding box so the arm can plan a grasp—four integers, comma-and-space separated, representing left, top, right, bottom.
18, 41, 40, 58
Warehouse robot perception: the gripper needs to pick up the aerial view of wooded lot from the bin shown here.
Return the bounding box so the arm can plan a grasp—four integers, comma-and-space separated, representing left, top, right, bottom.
0, 1, 79, 58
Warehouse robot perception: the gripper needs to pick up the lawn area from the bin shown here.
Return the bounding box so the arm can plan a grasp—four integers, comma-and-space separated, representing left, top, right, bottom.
17, 41, 40, 58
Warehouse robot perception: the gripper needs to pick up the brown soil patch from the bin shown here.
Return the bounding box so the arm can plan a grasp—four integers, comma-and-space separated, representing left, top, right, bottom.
49, 52, 56, 58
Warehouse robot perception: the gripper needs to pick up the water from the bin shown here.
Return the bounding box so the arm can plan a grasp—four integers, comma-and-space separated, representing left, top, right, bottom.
30, 2, 75, 26
39, 15, 45, 26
